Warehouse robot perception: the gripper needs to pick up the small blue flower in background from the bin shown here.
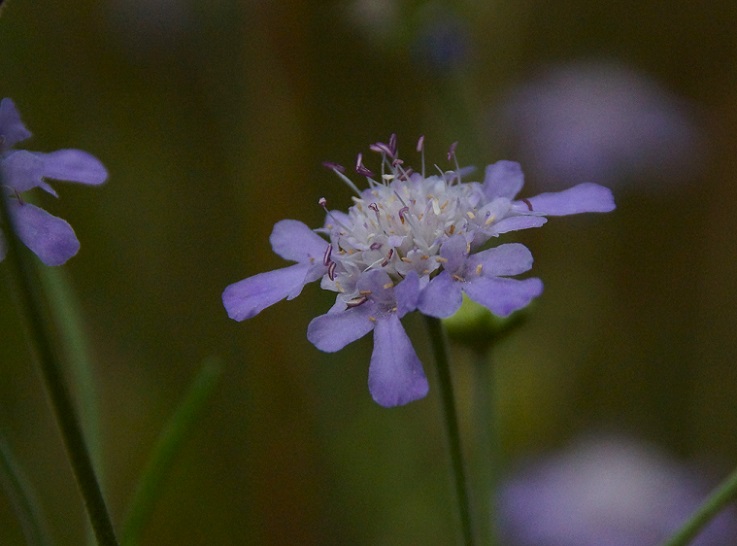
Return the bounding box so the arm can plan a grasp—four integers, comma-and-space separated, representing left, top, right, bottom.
223, 136, 614, 407
0, 98, 108, 266
497, 435, 737, 546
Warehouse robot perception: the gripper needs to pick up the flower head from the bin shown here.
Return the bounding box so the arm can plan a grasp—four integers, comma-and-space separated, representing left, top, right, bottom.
223, 135, 614, 406
0, 98, 108, 265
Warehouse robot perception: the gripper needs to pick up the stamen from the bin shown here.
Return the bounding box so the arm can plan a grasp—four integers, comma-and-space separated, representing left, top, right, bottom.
521, 198, 534, 211
398, 206, 410, 224
328, 261, 337, 280
370, 141, 394, 157
388, 133, 397, 156
355, 153, 375, 178
322, 244, 332, 266
380, 248, 394, 267
324, 162, 362, 195
475, 264, 483, 275
417, 135, 426, 177
369, 242, 382, 251
346, 295, 368, 309
447, 141, 458, 161
383, 281, 393, 290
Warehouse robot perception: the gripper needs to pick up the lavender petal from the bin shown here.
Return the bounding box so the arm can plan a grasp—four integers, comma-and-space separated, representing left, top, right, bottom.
368, 314, 429, 407
0, 98, 32, 149
516, 183, 615, 216
222, 263, 313, 321
270, 219, 329, 263
482, 160, 524, 200
10, 201, 80, 266
418, 272, 463, 318
465, 276, 543, 317
468, 243, 534, 277
307, 303, 375, 352
36, 149, 108, 186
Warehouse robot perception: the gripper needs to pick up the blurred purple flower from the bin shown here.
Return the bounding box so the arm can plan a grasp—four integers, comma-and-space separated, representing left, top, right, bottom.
0, 98, 107, 266
498, 436, 737, 546
493, 61, 705, 192
223, 136, 614, 407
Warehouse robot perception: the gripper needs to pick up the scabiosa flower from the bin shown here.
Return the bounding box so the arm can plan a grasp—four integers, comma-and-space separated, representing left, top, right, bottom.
223, 135, 614, 407
0, 98, 108, 266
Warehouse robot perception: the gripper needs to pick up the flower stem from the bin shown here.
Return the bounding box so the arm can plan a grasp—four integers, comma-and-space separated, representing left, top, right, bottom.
471, 349, 497, 546
424, 315, 475, 546
0, 185, 119, 546
660, 465, 737, 546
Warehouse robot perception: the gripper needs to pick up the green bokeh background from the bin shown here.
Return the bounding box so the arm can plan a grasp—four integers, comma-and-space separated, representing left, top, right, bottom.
2, 1, 737, 544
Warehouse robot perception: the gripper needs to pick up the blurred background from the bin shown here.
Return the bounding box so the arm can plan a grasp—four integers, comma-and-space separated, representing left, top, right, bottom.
2, 1, 737, 544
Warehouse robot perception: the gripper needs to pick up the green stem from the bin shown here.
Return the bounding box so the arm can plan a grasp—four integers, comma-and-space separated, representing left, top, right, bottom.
0, 185, 119, 546
471, 349, 497, 546
424, 316, 475, 546
121, 358, 222, 546
0, 433, 55, 546
660, 465, 737, 546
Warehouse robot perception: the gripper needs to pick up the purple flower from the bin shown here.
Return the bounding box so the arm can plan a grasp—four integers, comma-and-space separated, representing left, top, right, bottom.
492, 61, 705, 192
498, 436, 737, 546
0, 98, 108, 266
222, 136, 614, 406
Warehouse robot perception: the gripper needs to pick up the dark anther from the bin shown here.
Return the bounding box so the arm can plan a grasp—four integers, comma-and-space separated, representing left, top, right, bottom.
521, 198, 533, 211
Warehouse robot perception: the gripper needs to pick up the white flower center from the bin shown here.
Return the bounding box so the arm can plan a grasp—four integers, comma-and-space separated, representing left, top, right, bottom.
322, 167, 485, 297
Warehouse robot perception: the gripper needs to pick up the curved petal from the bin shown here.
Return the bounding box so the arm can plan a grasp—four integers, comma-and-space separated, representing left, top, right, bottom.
222, 263, 312, 321
36, 149, 108, 186
368, 314, 429, 407
1, 151, 48, 193
0, 98, 32, 149
515, 183, 615, 216
270, 219, 329, 263
306, 303, 375, 352
418, 272, 464, 318
468, 243, 534, 277
439, 234, 469, 274
465, 276, 543, 317
10, 201, 80, 266
483, 160, 524, 200
394, 270, 420, 317
486, 215, 548, 236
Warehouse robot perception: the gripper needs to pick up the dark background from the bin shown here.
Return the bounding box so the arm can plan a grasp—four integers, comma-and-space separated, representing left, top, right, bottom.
2, 1, 737, 544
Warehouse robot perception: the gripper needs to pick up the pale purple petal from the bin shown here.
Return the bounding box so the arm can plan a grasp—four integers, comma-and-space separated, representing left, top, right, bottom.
465, 276, 543, 317
1, 151, 50, 193
222, 263, 312, 321
418, 272, 463, 318
468, 243, 534, 277
394, 270, 420, 317
0, 98, 32, 149
368, 314, 429, 407
36, 149, 108, 186
515, 183, 615, 216
486, 215, 548, 236
482, 160, 524, 200
269, 219, 329, 263
307, 304, 375, 352
439, 234, 469, 274
10, 201, 79, 266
